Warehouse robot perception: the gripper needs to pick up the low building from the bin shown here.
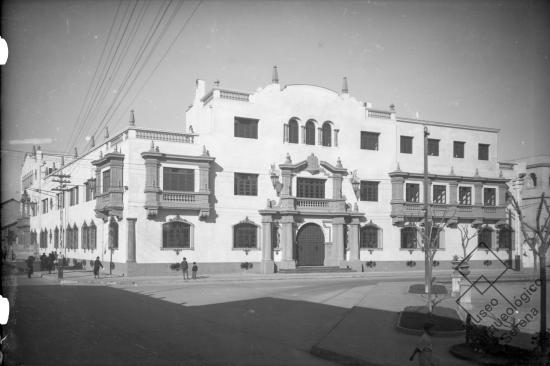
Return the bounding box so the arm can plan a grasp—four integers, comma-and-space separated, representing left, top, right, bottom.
21, 69, 510, 275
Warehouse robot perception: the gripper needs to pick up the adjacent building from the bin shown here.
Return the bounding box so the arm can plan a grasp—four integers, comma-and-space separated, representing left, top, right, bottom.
20, 69, 512, 275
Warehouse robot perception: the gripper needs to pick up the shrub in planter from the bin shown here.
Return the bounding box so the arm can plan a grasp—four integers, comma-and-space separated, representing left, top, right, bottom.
483, 260, 492, 267
433, 260, 440, 267
241, 262, 253, 270
406, 260, 417, 267
365, 261, 376, 268
170, 263, 181, 271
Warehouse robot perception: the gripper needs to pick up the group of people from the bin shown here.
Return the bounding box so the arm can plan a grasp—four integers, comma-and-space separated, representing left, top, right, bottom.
180, 258, 198, 280
39, 252, 60, 274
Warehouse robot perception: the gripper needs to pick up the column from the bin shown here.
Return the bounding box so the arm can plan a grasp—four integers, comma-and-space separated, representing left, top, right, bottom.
279, 215, 296, 270
198, 163, 210, 192
449, 181, 458, 205
261, 216, 275, 273
473, 182, 483, 222
497, 183, 507, 206
332, 174, 343, 199
390, 176, 405, 202
126, 218, 137, 263
281, 170, 292, 196
332, 217, 346, 267
348, 218, 361, 271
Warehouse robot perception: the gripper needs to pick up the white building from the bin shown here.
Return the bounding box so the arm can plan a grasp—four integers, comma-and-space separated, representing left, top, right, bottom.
21, 69, 511, 275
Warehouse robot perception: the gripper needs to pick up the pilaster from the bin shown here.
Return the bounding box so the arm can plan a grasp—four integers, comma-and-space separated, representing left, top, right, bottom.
126, 218, 137, 263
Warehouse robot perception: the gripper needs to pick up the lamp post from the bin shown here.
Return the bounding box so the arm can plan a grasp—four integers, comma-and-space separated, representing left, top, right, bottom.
423, 126, 432, 299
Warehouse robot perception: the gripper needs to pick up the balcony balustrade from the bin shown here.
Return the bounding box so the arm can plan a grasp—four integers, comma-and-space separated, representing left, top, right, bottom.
95, 190, 124, 218
279, 196, 347, 213
391, 201, 506, 224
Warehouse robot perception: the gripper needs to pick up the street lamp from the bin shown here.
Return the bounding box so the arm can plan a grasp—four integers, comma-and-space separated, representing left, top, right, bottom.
270, 165, 283, 196
350, 170, 360, 200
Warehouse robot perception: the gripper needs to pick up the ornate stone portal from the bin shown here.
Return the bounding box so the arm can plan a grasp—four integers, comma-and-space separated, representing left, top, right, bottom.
259, 153, 365, 273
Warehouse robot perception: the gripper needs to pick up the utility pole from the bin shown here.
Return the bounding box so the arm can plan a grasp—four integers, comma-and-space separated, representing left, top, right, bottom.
423, 126, 432, 301
52, 172, 71, 275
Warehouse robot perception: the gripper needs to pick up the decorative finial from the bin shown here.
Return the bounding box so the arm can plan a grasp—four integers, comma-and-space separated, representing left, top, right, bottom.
390, 103, 395, 112
99, 151, 103, 159
214, 80, 220, 87
61, 156, 65, 165
272, 65, 279, 84
53, 162, 56, 170
150, 140, 155, 151
450, 166, 455, 175
74, 147, 78, 158
396, 162, 401, 172
285, 153, 292, 164
90, 136, 95, 147
336, 157, 343, 168
104, 126, 109, 139
499, 170, 503, 178
354, 202, 358, 212
32, 145, 36, 156
341, 77, 348, 94
475, 168, 480, 176
155, 146, 160, 152
129, 110, 135, 126
188, 125, 194, 134
202, 145, 210, 157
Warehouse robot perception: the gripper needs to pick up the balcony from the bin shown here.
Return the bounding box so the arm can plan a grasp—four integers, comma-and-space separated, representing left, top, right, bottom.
145, 190, 210, 219
95, 190, 124, 219
390, 201, 506, 225
279, 196, 347, 214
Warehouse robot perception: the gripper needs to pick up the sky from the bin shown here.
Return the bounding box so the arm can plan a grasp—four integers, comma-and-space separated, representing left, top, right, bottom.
1, 0, 549, 201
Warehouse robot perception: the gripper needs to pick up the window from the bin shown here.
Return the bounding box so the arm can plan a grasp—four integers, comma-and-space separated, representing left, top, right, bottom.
288, 118, 299, 143
400, 136, 413, 154
234, 117, 258, 139
297, 178, 325, 198
81, 222, 88, 249
453, 141, 465, 158
360, 225, 380, 249
234, 173, 258, 196
321, 122, 332, 147
233, 223, 258, 248
498, 227, 513, 250
484, 188, 496, 206
163, 168, 194, 191
401, 227, 417, 249
405, 183, 420, 203
39, 229, 47, 249
54, 227, 59, 249
427, 139, 439, 156
360, 131, 379, 150
305, 120, 316, 145
66, 225, 72, 249
478, 144, 489, 160
85, 179, 96, 201
432, 185, 446, 204
459, 187, 472, 205
69, 186, 79, 206
102, 170, 111, 193
42, 199, 48, 213
88, 221, 97, 250
162, 221, 191, 249
109, 218, 118, 250
72, 224, 79, 250
478, 227, 492, 249
360, 181, 379, 201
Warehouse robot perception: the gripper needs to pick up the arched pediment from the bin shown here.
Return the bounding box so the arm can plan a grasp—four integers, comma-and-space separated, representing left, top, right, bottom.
279, 153, 348, 176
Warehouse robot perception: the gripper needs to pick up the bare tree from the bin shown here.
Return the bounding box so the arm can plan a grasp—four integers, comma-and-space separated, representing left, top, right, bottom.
456, 223, 479, 260
508, 191, 549, 362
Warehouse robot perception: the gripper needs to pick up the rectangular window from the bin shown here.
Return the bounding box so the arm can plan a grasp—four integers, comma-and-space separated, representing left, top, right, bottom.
69, 187, 79, 206
234, 173, 258, 196
432, 185, 446, 204
428, 139, 439, 156
484, 187, 496, 206
234, 117, 259, 139
405, 183, 420, 203
360, 131, 379, 150
360, 181, 379, 201
401, 228, 417, 249
163, 168, 194, 191
459, 187, 472, 205
42, 199, 48, 213
102, 170, 111, 193
478, 144, 489, 160
234, 224, 257, 248
453, 141, 465, 158
297, 178, 325, 198
400, 136, 413, 154
85, 180, 96, 201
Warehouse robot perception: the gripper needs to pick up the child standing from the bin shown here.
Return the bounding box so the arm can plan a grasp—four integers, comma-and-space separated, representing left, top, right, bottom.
192, 262, 198, 279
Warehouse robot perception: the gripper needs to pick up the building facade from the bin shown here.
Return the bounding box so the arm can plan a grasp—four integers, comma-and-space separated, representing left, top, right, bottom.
21, 70, 511, 275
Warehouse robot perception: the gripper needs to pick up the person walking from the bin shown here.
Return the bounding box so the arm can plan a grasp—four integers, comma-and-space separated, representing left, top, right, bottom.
409, 323, 440, 366
192, 262, 198, 279
25, 256, 35, 278
181, 257, 189, 280
93, 256, 103, 279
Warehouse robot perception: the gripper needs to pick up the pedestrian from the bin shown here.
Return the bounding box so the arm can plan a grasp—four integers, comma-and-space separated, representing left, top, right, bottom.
26, 255, 35, 278
192, 262, 198, 279
48, 252, 55, 274
93, 256, 103, 279
409, 322, 440, 366
181, 257, 189, 280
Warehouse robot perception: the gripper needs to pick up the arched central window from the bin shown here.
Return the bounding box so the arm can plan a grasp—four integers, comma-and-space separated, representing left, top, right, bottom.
401, 227, 417, 249
322, 122, 332, 147
233, 222, 258, 249
162, 221, 191, 249
305, 120, 316, 145
288, 118, 299, 144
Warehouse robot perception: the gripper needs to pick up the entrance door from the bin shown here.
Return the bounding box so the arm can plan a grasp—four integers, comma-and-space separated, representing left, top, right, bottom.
296, 223, 325, 266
